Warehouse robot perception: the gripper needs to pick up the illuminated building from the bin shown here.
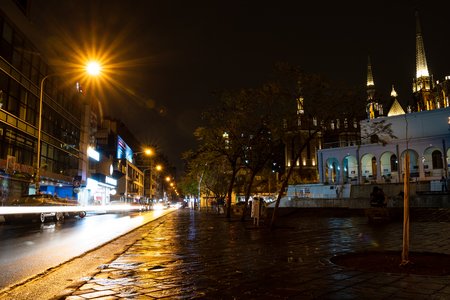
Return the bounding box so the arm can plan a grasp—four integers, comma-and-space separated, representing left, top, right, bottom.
318, 12, 450, 186
0, 1, 83, 200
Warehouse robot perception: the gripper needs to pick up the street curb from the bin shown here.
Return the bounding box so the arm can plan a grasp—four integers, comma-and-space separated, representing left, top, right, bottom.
0, 209, 175, 300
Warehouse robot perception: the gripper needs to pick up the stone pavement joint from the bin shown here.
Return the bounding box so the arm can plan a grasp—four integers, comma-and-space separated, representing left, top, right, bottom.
62, 209, 450, 299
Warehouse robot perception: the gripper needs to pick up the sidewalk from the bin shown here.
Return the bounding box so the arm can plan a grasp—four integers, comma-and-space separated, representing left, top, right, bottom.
64, 208, 450, 299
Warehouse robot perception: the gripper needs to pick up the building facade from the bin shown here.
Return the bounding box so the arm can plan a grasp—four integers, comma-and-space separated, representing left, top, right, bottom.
0, 1, 84, 202
318, 11, 450, 187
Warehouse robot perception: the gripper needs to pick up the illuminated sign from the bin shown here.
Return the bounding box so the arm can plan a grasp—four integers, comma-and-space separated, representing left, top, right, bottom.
87, 146, 100, 161
86, 178, 98, 190
105, 176, 117, 186
116, 136, 133, 163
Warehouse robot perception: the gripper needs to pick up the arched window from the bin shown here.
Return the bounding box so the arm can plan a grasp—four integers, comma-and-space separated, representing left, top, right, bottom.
432, 150, 443, 169
390, 154, 398, 171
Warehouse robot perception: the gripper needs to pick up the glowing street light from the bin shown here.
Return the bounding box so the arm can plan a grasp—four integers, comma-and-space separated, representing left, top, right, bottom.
86, 61, 102, 76
144, 148, 153, 156
35, 61, 102, 193
134, 147, 154, 157
132, 147, 156, 199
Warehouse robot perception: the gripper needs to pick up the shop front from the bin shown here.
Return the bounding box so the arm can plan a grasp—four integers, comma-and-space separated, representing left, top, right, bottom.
78, 174, 117, 206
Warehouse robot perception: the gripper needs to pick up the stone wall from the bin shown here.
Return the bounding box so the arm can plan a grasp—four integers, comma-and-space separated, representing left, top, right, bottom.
275, 183, 450, 209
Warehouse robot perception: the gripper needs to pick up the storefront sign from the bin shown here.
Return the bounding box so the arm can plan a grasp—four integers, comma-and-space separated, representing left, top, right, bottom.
87, 146, 100, 161
105, 176, 117, 186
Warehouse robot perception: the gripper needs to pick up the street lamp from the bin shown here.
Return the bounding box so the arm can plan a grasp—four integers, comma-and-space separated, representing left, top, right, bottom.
86, 61, 101, 76
133, 148, 154, 159
131, 147, 154, 200
35, 61, 101, 193
152, 164, 163, 199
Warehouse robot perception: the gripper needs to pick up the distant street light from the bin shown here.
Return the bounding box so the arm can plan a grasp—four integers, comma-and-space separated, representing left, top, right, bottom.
132, 147, 154, 199
35, 62, 101, 193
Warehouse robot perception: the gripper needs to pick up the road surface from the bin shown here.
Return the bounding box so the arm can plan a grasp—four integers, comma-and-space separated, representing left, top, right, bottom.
0, 209, 171, 289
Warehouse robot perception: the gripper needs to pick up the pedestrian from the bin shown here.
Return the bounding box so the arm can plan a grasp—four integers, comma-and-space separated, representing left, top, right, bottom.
370, 186, 386, 207
377, 188, 386, 207
441, 176, 448, 192
217, 197, 225, 214
251, 197, 261, 226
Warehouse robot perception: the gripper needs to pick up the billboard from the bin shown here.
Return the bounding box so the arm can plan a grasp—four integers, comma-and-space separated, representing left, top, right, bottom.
116, 135, 133, 163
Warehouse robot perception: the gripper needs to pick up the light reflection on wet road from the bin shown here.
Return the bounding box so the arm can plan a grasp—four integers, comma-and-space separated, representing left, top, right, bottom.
0, 210, 169, 289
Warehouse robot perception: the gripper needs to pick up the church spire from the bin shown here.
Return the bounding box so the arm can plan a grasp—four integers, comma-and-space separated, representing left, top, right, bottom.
387, 85, 405, 117
367, 56, 374, 88
366, 56, 382, 119
415, 11, 429, 79
412, 11, 434, 112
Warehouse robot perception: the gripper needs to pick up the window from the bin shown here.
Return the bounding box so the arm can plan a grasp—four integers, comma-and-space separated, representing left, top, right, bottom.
432, 150, 443, 169
2, 21, 13, 44
390, 154, 398, 172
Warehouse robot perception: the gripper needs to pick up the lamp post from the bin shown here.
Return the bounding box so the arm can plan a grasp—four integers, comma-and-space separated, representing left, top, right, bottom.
35, 61, 101, 194
132, 148, 154, 200
153, 164, 162, 200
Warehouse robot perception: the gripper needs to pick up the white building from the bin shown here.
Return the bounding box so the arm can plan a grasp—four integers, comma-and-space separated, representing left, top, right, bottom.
318, 11, 450, 187
318, 107, 450, 185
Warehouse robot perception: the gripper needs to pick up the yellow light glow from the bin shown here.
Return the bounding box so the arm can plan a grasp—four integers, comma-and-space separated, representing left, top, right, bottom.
86, 61, 101, 76
156, 164, 162, 171
144, 148, 153, 156
45, 18, 163, 114
165, 176, 171, 182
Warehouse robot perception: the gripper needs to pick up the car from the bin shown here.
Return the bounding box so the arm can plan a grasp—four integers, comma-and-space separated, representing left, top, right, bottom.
4, 194, 85, 223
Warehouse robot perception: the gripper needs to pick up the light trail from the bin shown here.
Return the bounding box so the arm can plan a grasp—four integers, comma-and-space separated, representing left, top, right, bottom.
0, 204, 148, 215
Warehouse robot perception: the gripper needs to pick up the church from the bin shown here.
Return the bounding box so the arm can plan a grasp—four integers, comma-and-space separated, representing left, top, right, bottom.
317, 11, 450, 188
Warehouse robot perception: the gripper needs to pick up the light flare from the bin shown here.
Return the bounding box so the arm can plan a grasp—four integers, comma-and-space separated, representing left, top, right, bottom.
45, 19, 159, 114
86, 61, 101, 76
0, 204, 147, 215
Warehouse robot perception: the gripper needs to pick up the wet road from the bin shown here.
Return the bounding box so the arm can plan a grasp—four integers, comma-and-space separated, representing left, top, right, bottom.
65, 209, 450, 299
0, 209, 170, 289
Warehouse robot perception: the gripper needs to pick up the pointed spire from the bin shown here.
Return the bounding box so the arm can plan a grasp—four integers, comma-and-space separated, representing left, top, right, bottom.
415, 11, 429, 78
390, 85, 397, 98
388, 84, 405, 117
367, 56, 374, 87
366, 56, 375, 102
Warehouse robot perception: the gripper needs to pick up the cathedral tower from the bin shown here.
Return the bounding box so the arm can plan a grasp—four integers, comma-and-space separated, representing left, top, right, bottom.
411, 11, 434, 111
366, 56, 382, 119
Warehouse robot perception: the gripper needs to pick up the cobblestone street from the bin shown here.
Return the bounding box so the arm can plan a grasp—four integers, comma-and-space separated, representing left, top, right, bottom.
65, 208, 450, 299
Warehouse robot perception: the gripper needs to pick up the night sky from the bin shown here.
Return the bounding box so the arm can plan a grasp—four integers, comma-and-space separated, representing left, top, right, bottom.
31, 0, 450, 172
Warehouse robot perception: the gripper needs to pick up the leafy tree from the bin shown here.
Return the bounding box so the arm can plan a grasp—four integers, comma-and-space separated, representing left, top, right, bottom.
191, 90, 256, 218
183, 62, 395, 229
182, 148, 229, 209
238, 122, 275, 221
264, 64, 366, 228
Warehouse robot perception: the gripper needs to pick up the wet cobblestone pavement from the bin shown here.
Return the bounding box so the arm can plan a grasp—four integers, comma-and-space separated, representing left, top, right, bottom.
65, 209, 450, 299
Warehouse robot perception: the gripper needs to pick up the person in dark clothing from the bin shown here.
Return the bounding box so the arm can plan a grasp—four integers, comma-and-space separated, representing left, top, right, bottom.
370, 186, 386, 207
441, 176, 448, 192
